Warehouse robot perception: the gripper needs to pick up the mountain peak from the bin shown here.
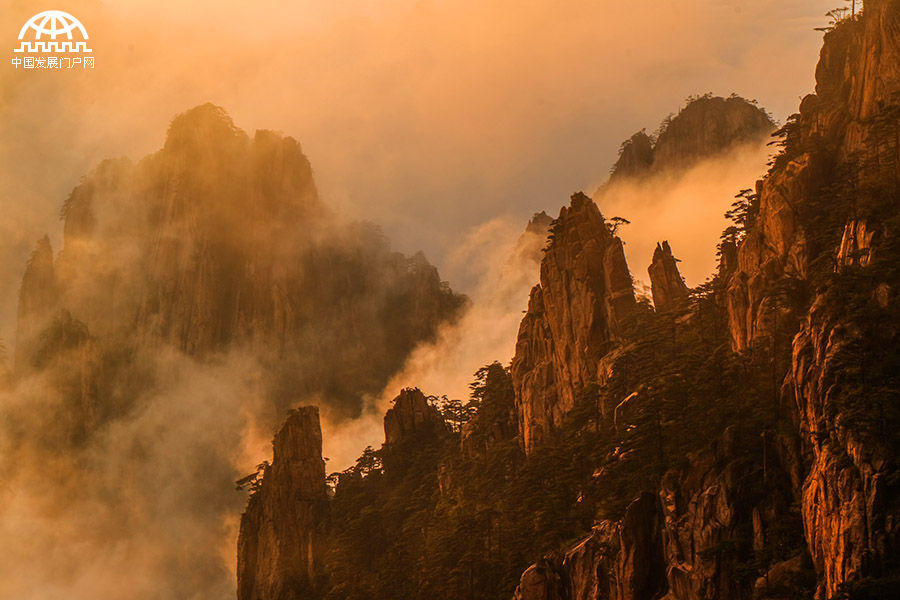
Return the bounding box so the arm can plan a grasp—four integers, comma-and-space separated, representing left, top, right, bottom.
609, 94, 774, 181
526, 211, 553, 235
383, 388, 446, 447
163, 103, 247, 156
648, 240, 689, 312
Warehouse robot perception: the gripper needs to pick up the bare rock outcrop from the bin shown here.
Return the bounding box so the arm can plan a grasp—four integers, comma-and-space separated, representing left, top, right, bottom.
511, 192, 636, 453
512, 560, 568, 600
513, 429, 806, 600
651, 96, 774, 171
648, 241, 689, 313
525, 211, 554, 237
383, 387, 447, 447
515, 493, 666, 600
563, 523, 619, 600
726, 5, 900, 594
607, 96, 773, 184
789, 294, 899, 599
658, 427, 802, 600
237, 406, 327, 600
837, 219, 878, 268
609, 132, 655, 182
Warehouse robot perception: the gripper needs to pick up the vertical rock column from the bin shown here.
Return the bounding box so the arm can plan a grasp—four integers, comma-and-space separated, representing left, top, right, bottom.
648, 241, 689, 313
237, 406, 326, 600
511, 192, 636, 453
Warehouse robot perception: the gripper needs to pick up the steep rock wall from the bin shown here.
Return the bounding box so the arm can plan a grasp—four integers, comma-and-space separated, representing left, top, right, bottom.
510, 192, 635, 453
727, 0, 899, 351
648, 241, 689, 313
237, 406, 326, 600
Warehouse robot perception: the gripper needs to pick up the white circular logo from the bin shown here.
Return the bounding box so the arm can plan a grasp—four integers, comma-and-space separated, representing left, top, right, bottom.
12, 9, 93, 59
18, 10, 89, 41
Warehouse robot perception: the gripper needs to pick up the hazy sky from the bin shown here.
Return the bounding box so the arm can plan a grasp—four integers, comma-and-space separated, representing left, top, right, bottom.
0, 0, 840, 464
2, 1, 834, 322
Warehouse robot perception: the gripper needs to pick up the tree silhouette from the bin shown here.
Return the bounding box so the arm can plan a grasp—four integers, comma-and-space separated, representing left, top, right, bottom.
606, 216, 631, 235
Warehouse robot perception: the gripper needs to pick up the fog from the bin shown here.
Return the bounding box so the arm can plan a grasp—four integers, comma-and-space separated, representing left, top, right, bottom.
596, 139, 775, 288
0, 349, 262, 598
0, 0, 836, 597
2, 0, 832, 323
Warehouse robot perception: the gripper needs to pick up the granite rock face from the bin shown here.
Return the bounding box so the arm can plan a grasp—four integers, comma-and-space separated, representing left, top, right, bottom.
789, 295, 899, 599
514, 493, 665, 600
651, 96, 774, 171
237, 406, 326, 600
648, 241, 689, 313
383, 387, 447, 447
726, 0, 899, 351
837, 219, 878, 268
512, 560, 568, 600
510, 192, 635, 453
729, 6, 900, 595
515, 427, 805, 600
509, 8, 900, 597
609, 132, 655, 182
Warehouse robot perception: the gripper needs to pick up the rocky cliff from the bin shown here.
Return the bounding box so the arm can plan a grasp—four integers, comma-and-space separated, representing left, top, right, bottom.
651, 95, 774, 171
610, 132, 655, 181
237, 406, 326, 600
726, 0, 899, 351
648, 241, 689, 313
513, 424, 807, 600
727, 5, 900, 596
384, 387, 448, 447
509, 3, 900, 599
512, 494, 665, 600
510, 192, 635, 453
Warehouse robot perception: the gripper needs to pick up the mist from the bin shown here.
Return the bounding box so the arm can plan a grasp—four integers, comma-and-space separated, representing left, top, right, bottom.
0, 103, 465, 598
2, 0, 832, 327
595, 139, 775, 289
0, 349, 263, 599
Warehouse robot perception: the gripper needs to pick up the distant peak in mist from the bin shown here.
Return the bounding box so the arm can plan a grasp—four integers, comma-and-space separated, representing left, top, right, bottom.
589, 94, 776, 288
607, 94, 775, 184
164, 103, 244, 148
525, 211, 553, 235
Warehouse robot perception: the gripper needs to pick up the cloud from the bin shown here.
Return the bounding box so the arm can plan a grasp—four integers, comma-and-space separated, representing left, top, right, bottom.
382, 216, 545, 395
321, 216, 546, 471
0, 0, 834, 339
595, 139, 774, 288
0, 348, 264, 599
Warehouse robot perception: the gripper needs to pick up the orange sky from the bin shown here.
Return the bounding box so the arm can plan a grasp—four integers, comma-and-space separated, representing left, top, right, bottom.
2, 1, 833, 316
0, 0, 841, 463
